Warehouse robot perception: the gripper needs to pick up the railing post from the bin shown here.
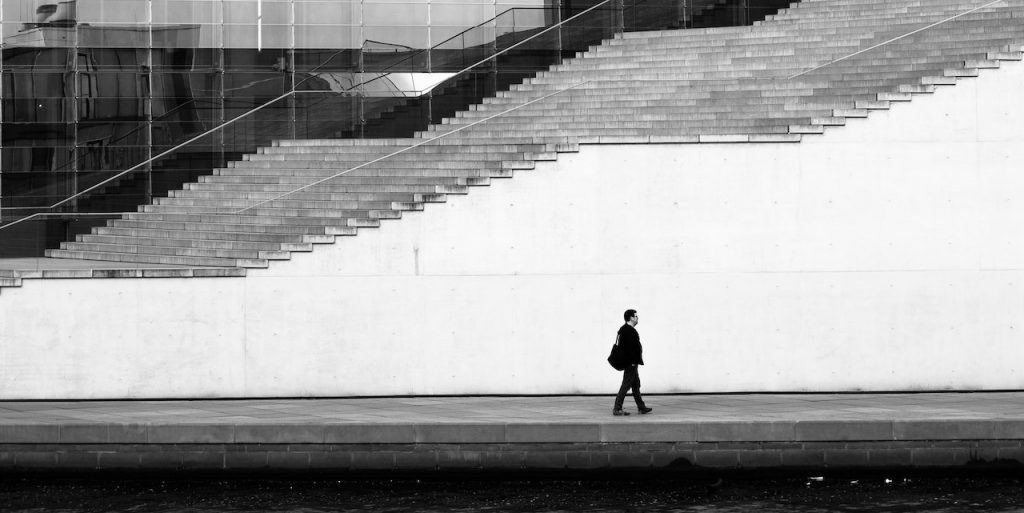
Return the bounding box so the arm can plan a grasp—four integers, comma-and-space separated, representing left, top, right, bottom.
553, 1, 563, 65
487, 21, 497, 103
0, 0, 3, 209
356, 40, 365, 138
613, 0, 625, 34
68, 31, 81, 225
288, 0, 297, 140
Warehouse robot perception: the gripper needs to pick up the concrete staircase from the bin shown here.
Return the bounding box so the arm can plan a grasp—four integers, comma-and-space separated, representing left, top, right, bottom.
2, 0, 1022, 294
429, 0, 1024, 139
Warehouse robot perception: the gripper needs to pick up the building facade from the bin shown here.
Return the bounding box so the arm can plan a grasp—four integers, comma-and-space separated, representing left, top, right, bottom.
0, 0, 578, 255
0, 0, 774, 256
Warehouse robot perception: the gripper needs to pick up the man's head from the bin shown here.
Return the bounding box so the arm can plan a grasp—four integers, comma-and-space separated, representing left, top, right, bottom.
624, 309, 638, 326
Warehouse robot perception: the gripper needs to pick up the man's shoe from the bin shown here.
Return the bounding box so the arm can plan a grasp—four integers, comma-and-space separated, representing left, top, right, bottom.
612, 409, 630, 416
638, 407, 653, 415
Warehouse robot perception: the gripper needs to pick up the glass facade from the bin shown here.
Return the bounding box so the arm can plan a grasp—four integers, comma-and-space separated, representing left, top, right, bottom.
0, 0, 791, 256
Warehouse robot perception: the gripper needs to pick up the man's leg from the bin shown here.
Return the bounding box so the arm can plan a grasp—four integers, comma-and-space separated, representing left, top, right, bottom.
631, 369, 646, 409
614, 366, 637, 412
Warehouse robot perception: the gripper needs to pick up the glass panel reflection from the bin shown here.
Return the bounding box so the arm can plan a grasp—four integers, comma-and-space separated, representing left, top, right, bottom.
295, 1, 358, 26
1, 0, 794, 256
152, 0, 223, 25
295, 25, 359, 50
76, 0, 149, 24
223, 1, 290, 24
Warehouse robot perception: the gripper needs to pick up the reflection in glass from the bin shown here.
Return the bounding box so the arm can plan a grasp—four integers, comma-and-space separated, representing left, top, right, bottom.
1, 0, 792, 256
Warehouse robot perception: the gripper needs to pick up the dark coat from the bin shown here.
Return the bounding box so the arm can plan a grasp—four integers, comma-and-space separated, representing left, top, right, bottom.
616, 324, 644, 366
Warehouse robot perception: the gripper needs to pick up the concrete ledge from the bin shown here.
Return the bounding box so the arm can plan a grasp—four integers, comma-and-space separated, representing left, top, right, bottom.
794, 421, 895, 441
12, 420, 1024, 445
894, 420, 1024, 440
2, 394, 1024, 471
9, 419, 1024, 446
696, 421, 795, 442
4, 441, 1024, 471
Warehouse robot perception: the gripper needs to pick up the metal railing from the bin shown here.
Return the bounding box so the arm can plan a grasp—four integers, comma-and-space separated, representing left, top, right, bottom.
234, 80, 590, 215
0, 0, 844, 244
0, 0, 622, 234
242, 0, 1018, 215
788, 0, 1008, 79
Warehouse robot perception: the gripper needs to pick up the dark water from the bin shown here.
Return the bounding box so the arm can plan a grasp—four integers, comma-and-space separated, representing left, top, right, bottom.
3, 472, 1024, 512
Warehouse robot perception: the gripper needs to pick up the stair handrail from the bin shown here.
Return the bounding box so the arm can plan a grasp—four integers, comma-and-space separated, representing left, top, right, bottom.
348, 6, 533, 92
5, 4, 533, 198
0, 61, 352, 217
244, 0, 1019, 212
421, 0, 616, 89
787, 0, 1007, 79
4, 0, 1005, 233
234, 79, 591, 215
0, 0, 617, 233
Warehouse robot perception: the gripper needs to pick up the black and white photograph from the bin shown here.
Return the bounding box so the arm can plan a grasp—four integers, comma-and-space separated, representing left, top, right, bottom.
1, 0, 1024, 510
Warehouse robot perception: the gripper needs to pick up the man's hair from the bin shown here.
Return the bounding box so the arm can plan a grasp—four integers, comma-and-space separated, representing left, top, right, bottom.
623, 309, 637, 322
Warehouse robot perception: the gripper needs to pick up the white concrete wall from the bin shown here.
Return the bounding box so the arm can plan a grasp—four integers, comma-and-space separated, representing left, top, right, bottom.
2, 60, 1023, 399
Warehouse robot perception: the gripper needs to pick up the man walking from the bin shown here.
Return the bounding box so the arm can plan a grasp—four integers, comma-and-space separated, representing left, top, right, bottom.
613, 309, 653, 416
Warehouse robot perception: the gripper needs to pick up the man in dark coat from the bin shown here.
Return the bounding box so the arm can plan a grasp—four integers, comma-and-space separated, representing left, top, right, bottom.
613, 309, 653, 416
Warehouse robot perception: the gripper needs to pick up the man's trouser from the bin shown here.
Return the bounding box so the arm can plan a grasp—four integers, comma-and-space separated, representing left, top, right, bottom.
614, 365, 646, 410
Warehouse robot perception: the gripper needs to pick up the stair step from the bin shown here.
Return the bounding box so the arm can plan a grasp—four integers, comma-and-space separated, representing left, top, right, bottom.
435, 185, 469, 194
122, 211, 391, 227
896, 84, 936, 94
108, 219, 359, 236
988, 51, 1023, 61
60, 241, 294, 261
789, 124, 825, 134
810, 116, 847, 126
81, 234, 315, 253
854, 100, 891, 110
832, 108, 869, 118
876, 92, 913, 101
964, 59, 1000, 69
95, 226, 338, 244
45, 249, 270, 268
414, 194, 448, 203
921, 76, 959, 85
943, 68, 979, 77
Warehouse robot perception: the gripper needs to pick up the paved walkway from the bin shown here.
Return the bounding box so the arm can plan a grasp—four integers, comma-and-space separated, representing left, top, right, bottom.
2, 393, 1023, 471
1, 392, 1020, 425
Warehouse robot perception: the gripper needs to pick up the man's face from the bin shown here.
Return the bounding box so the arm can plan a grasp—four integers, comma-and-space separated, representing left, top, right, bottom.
630, 313, 639, 326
